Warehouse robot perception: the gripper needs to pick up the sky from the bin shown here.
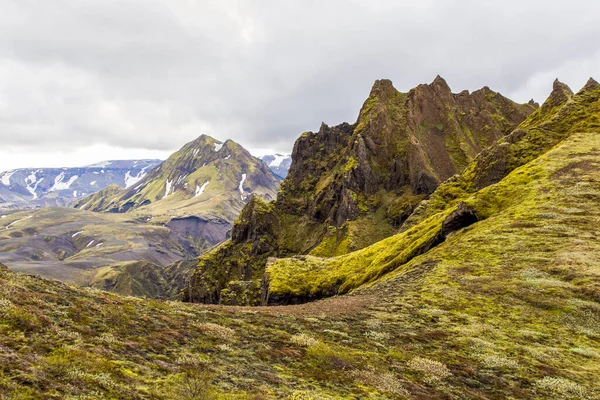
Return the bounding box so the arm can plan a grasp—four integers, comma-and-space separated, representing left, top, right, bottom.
0, 0, 599, 172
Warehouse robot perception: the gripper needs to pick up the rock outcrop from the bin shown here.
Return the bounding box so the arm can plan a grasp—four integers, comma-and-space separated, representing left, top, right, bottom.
184, 76, 538, 305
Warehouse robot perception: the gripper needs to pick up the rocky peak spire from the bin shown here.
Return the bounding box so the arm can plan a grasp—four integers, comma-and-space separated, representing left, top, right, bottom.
582, 77, 599, 91
431, 74, 451, 92
541, 79, 573, 113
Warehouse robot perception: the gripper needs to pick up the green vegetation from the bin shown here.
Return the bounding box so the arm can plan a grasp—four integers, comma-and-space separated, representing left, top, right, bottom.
2, 126, 600, 398
1, 79, 599, 399
187, 77, 538, 305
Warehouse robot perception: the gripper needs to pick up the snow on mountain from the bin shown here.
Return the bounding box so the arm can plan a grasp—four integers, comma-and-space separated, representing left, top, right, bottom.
0, 159, 162, 209
261, 154, 292, 178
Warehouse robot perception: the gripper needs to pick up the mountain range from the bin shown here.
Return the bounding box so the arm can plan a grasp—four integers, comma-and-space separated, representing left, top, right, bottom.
0, 160, 161, 211
1, 136, 281, 297
0, 75, 599, 398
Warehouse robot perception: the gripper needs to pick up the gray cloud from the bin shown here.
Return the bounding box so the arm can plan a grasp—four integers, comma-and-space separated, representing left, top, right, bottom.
0, 0, 599, 168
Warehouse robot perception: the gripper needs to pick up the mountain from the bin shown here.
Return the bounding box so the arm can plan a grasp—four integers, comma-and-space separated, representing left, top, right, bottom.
75, 135, 280, 222
0, 159, 161, 211
1, 76, 599, 398
265, 77, 600, 302
261, 153, 292, 178
183, 76, 538, 304
0, 136, 280, 298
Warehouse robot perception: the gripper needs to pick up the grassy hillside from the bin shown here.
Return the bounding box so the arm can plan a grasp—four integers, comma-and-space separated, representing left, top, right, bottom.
2, 132, 600, 399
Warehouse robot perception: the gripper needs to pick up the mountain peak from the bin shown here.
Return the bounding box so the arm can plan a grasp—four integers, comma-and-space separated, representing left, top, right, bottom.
431, 74, 451, 91
582, 77, 599, 91
541, 79, 573, 113
368, 79, 397, 100
553, 78, 573, 94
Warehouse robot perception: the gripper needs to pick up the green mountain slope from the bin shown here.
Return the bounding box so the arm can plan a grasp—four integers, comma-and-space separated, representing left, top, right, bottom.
265, 77, 599, 302
184, 77, 537, 304
75, 135, 280, 222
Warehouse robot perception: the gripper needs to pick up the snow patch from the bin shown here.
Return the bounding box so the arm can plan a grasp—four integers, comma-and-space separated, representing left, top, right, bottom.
91, 181, 97, 186
239, 173, 247, 200
1, 216, 6, 219
73, 190, 78, 197
95, 243, 103, 248
24, 172, 43, 199
268, 154, 289, 168
49, 172, 79, 192
72, 231, 83, 237
224, 155, 231, 160
214, 142, 223, 152
193, 148, 200, 157
164, 179, 173, 198
6, 215, 32, 229
1, 171, 14, 186
195, 181, 210, 197
86, 240, 95, 248
124, 166, 150, 188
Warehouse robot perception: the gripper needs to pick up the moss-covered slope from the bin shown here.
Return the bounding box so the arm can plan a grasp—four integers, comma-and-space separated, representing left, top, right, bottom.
186, 77, 537, 304
266, 77, 599, 302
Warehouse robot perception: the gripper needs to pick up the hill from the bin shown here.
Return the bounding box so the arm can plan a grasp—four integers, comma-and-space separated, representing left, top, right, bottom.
184, 76, 538, 304
75, 135, 280, 223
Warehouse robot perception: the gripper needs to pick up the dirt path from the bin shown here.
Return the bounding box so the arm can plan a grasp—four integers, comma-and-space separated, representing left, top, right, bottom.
199, 294, 378, 317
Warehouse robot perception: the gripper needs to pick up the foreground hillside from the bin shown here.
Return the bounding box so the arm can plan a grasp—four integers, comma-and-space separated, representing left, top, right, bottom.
2, 125, 600, 398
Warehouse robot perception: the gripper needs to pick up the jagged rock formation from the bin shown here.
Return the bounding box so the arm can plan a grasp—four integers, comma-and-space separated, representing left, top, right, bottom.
0, 160, 161, 211
183, 76, 537, 304
265, 76, 600, 304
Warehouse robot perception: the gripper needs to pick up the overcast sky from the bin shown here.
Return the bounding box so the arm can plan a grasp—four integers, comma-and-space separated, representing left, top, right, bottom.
0, 0, 598, 171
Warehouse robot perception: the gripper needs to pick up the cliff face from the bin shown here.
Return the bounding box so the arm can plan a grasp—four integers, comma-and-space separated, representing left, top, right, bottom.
183, 76, 538, 305
279, 77, 536, 228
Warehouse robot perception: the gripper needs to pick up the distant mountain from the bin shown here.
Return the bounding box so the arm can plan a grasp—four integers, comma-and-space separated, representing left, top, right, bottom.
261, 154, 292, 178
75, 135, 281, 222
0, 160, 161, 211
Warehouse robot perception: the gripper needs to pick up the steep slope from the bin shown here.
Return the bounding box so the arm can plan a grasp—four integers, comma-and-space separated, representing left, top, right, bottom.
184, 77, 537, 304
261, 153, 292, 178
265, 77, 599, 302
0, 160, 161, 211
75, 135, 280, 222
